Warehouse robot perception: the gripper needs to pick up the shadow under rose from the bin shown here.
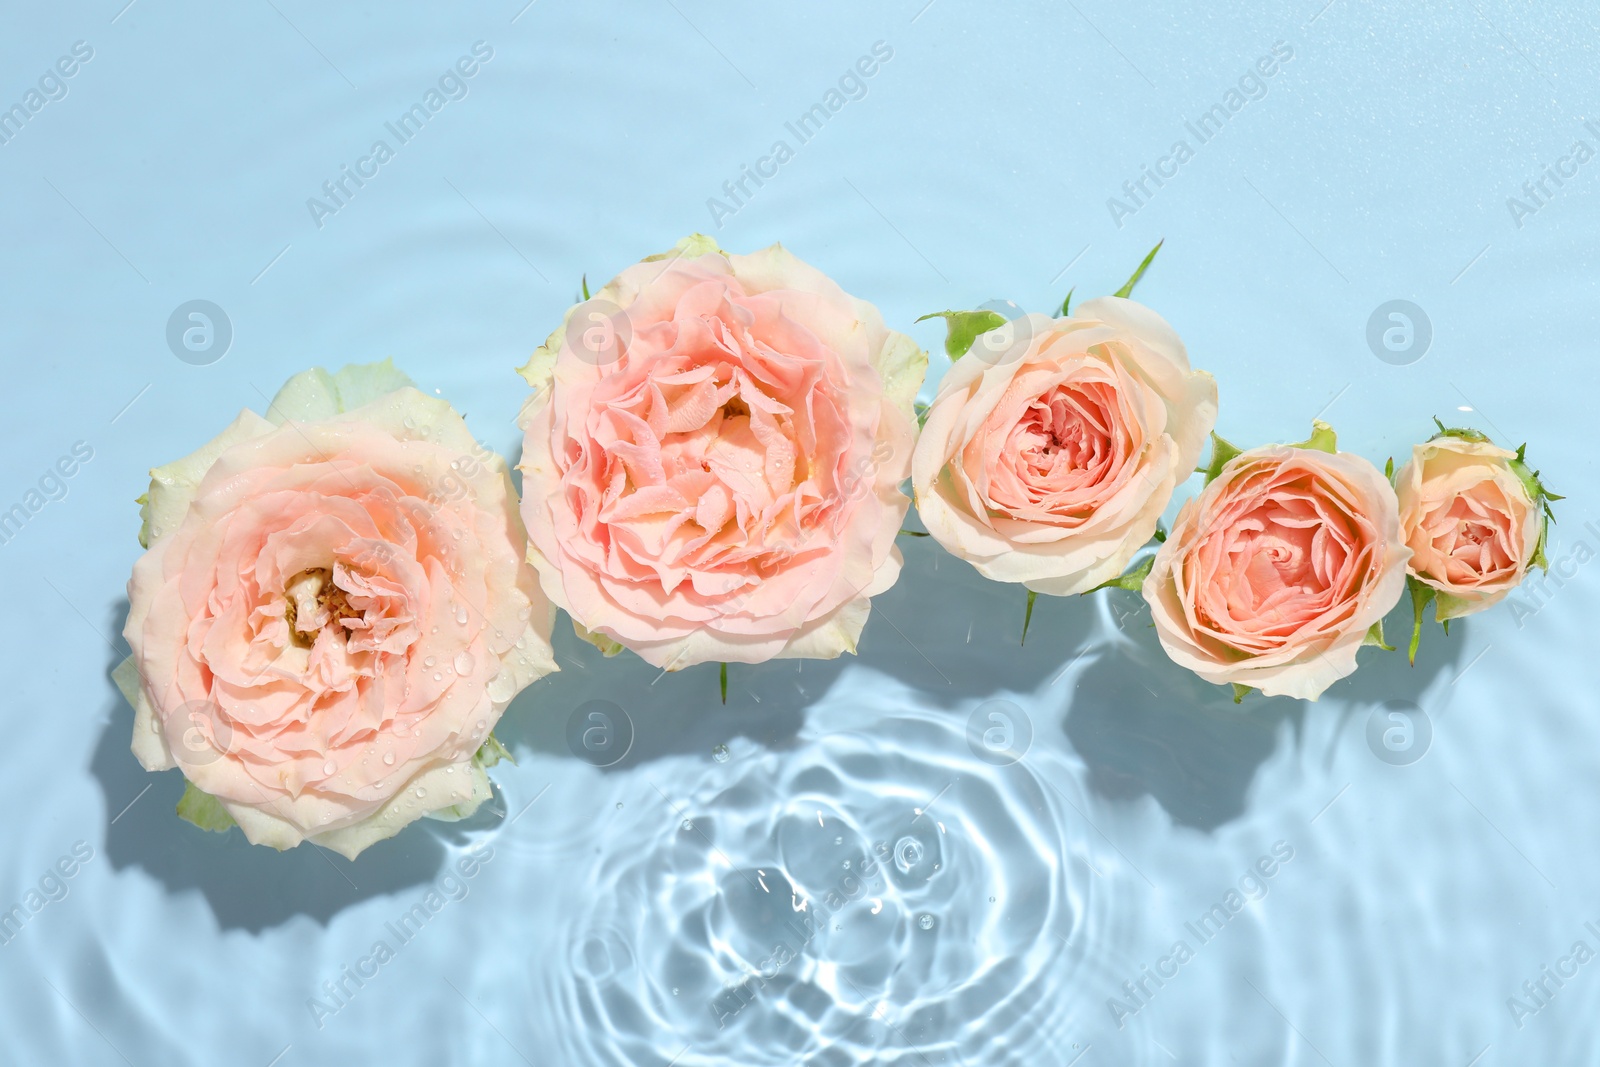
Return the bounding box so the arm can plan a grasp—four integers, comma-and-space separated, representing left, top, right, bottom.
493, 613, 836, 769
91, 600, 449, 933
1063, 593, 1467, 832
849, 532, 1099, 706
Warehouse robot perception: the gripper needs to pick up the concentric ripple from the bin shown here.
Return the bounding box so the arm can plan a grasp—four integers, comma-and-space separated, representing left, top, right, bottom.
544, 710, 1122, 1065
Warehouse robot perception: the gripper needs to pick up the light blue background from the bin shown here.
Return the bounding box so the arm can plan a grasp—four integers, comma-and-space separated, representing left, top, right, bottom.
3, 0, 1598, 1064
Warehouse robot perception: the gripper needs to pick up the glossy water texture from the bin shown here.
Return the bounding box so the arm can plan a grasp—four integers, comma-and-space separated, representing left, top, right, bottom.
4, 1, 1600, 1065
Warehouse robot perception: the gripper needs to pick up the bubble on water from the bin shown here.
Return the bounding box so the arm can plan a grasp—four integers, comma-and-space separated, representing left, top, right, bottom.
918, 914, 936, 931
616, 802, 624, 810
454, 651, 474, 675
834, 835, 843, 845
711, 744, 730, 763
894, 836, 924, 875
681, 820, 693, 832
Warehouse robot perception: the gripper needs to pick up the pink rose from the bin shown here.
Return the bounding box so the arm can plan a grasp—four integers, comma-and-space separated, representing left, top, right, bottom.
1142, 428, 1410, 700
1395, 432, 1545, 619
912, 298, 1217, 594
516, 235, 926, 669
115, 363, 556, 859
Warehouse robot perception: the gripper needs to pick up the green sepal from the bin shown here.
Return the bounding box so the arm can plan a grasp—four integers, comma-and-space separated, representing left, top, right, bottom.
1204, 432, 1243, 485
177, 782, 236, 834
1021, 589, 1038, 646
1114, 239, 1164, 299
897, 529, 929, 537
474, 733, 514, 770
1384, 456, 1394, 481
1059, 287, 1075, 317
1085, 555, 1156, 595
1288, 419, 1338, 454
580, 273, 591, 301
1406, 575, 1436, 665
720, 662, 728, 705
1507, 443, 1561, 572
573, 618, 625, 657
1363, 619, 1395, 652
914, 400, 931, 429
1153, 519, 1167, 544
915, 310, 1008, 361
1231, 683, 1252, 704
1428, 417, 1491, 444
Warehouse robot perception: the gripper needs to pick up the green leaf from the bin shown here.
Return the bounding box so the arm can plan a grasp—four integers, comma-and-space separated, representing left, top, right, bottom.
1231, 683, 1252, 704
1021, 589, 1038, 646
1113, 239, 1164, 299
720, 662, 728, 705
1153, 519, 1167, 544
1204, 432, 1243, 485
915, 310, 1008, 361
1363, 619, 1395, 652
1288, 419, 1338, 454
914, 400, 931, 429
1059, 286, 1075, 317
1406, 575, 1436, 665
474, 733, 514, 770
581, 273, 591, 301
1085, 555, 1156, 595
177, 783, 236, 834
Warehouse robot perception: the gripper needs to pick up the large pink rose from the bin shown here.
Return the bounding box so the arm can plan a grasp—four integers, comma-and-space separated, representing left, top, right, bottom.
116, 363, 556, 859
1395, 433, 1543, 619
912, 298, 1217, 594
516, 235, 927, 669
1142, 430, 1410, 700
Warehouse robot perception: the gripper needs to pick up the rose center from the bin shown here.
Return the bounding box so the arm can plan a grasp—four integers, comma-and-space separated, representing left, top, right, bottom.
283, 567, 361, 648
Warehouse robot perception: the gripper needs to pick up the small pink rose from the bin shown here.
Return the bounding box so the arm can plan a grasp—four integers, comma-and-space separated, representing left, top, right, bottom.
1142, 432, 1410, 700
913, 298, 1217, 594
1395, 434, 1541, 619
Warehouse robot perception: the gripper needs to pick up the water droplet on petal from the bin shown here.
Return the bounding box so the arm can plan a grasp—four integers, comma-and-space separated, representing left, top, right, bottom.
383, 752, 396, 766
432, 672, 443, 682
454, 651, 474, 675
414, 788, 426, 799
424, 656, 436, 668
455, 605, 469, 626
322, 760, 336, 776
